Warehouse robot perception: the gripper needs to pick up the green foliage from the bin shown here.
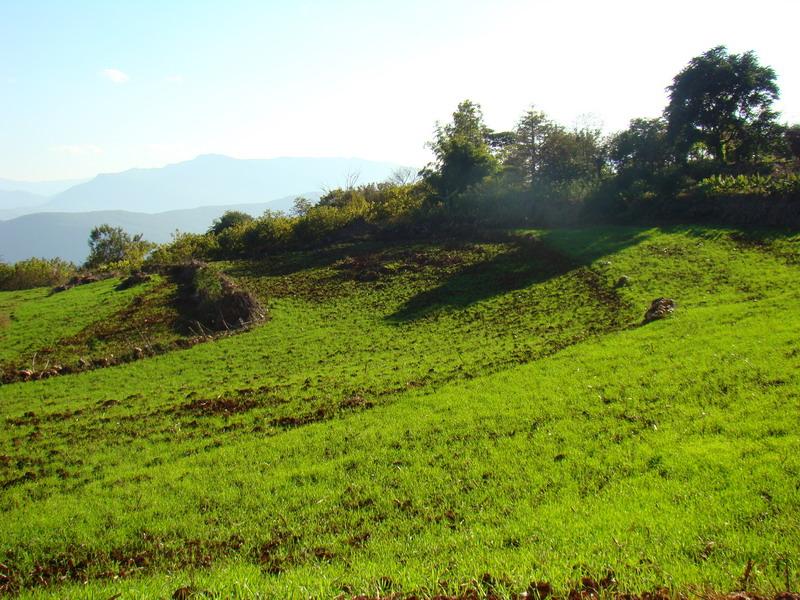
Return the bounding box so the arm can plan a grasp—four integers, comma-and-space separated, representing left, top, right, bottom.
0, 257, 76, 291
146, 231, 220, 266
291, 196, 314, 216
665, 46, 781, 164
608, 118, 671, 174
191, 264, 225, 302
504, 108, 560, 185
239, 210, 295, 255
422, 100, 500, 202
85, 224, 155, 271
124, 48, 800, 265
697, 173, 800, 197
784, 124, 800, 160
208, 210, 255, 235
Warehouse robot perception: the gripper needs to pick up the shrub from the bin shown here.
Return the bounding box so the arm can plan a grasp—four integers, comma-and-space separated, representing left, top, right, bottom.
241, 211, 295, 255
0, 257, 77, 291
697, 173, 800, 198
146, 232, 220, 266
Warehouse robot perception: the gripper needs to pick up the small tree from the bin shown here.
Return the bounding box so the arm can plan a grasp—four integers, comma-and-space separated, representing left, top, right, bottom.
208, 210, 255, 235
422, 100, 499, 202
292, 196, 314, 216
85, 224, 153, 269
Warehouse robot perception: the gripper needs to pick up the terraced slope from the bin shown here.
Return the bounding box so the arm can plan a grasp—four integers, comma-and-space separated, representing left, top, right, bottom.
0, 275, 187, 379
0, 227, 798, 599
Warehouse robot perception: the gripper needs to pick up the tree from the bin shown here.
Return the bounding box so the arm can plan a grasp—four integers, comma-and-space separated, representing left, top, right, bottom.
422, 100, 499, 201
503, 108, 606, 187
505, 108, 558, 185
208, 210, 254, 235
85, 224, 153, 269
784, 124, 800, 161
665, 46, 780, 164
608, 118, 671, 173
291, 196, 314, 216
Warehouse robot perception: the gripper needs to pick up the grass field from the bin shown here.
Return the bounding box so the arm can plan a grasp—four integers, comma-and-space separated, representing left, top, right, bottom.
0, 226, 798, 599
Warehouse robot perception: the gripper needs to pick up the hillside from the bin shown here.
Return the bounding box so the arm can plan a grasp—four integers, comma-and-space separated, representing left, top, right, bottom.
0, 227, 798, 598
0, 193, 319, 264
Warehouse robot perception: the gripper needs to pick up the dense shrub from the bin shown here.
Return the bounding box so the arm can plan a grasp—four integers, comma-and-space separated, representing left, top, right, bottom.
697, 173, 800, 198
146, 232, 220, 266
0, 257, 77, 291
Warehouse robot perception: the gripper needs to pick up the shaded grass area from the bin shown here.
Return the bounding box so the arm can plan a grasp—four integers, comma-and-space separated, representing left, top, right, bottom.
0, 227, 799, 598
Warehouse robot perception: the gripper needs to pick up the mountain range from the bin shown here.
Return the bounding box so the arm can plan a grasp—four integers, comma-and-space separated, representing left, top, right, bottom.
1, 155, 403, 217
0, 155, 407, 263
0, 195, 319, 264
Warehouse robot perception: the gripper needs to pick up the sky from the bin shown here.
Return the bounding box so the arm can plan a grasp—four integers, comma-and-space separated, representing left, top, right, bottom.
1, 0, 799, 182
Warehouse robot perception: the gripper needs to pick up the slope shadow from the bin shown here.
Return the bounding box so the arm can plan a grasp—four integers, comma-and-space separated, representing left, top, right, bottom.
536, 226, 652, 265
223, 245, 353, 279
388, 228, 649, 323
388, 235, 574, 322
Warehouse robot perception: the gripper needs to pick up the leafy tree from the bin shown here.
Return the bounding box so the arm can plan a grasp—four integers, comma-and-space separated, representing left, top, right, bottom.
85, 224, 153, 269
608, 118, 671, 173
208, 210, 255, 235
292, 196, 314, 216
422, 100, 499, 201
665, 46, 780, 164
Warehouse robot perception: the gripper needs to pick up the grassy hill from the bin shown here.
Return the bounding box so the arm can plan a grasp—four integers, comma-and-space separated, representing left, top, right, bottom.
0, 227, 798, 599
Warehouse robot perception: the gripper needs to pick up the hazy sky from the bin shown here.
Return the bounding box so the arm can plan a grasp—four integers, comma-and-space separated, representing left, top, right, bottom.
1, 0, 799, 181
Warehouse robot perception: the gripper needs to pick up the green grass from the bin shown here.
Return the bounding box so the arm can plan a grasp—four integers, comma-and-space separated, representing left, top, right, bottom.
0, 275, 191, 377
0, 227, 798, 599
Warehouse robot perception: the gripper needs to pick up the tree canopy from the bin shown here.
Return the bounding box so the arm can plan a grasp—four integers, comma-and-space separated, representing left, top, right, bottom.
208, 210, 255, 235
422, 100, 499, 202
85, 224, 153, 269
665, 46, 780, 163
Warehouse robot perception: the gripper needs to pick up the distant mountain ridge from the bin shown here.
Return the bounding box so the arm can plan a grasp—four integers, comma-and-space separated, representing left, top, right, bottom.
0, 177, 87, 197
0, 155, 409, 263
39, 155, 406, 214
0, 193, 320, 264
0, 190, 48, 211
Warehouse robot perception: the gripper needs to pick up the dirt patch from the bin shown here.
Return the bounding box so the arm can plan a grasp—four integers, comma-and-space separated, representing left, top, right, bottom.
334, 245, 477, 282
0, 534, 245, 594
180, 396, 258, 417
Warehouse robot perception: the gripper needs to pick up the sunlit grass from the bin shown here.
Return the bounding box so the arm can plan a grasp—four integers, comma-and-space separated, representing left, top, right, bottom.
1, 227, 798, 598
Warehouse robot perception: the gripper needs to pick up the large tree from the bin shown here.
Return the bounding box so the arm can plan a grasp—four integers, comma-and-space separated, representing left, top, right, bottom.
665, 46, 780, 164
